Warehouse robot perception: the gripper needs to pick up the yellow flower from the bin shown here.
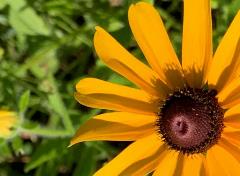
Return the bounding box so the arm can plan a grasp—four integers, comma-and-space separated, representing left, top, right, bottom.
71, 1, 240, 175
0, 110, 17, 138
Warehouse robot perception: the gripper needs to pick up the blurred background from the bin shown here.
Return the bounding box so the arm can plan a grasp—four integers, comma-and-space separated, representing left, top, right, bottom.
0, 0, 239, 175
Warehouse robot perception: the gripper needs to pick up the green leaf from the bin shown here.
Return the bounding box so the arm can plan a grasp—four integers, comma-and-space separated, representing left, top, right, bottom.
30, 53, 59, 79
18, 90, 30, 112
25, 139, 68, 172
48, 92, 73, 132
11, 136, 24, 155
9, 0, 50, 36
0, 139, 12, 161
18, 41, 59, 75
0, 47, 4, 61
0, 0, 7, 10
108, 19, 124, 32
73, 146, 97, 176
48, 75, 74, 134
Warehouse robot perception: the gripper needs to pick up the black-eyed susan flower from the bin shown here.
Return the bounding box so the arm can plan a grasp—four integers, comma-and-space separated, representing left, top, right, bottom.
71, 1, 240, 175
0, 110, 17, 138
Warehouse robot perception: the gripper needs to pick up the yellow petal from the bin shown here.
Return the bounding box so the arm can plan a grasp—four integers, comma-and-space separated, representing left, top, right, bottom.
128, 2, 184, 89
70, 112, 156, 146
94, 134, 164, 176
206, 144, 240, 175
75, 78, 158, 115
94, 26, 169, 97
208, 11, 240, 91
180, 154, 205, 176
223, 125, 240, 133
223, 104, 240, 128
222, 131, 240, 146
153, 151, 179, 176
217, 77, 240, 108
202, 156, 210, 176
154, 152, 205, 176
0, 110, 17, 137
182, 0, 212, 88
218, 137, 240, 163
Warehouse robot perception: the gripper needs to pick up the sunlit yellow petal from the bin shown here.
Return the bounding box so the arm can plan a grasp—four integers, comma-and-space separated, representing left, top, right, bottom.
223, 130, 240, 146
156, 153, 205, 176
202, 157, 210, 176
0, 110, 17, 137
217, 77, 240, 108
70, 112, 156, 146
223, 104, 240, 128
182, 0, 212, 88
180, 154, 205, 176
75, 78, 158, 115
128, 2, 184, 89
94, 134, 164, 176
223, 125, 240, 133
206, 144, 240, 175
121, 145, 167, 176
218, 137, 240, 163
94, 26, 169, 97
207, 11, 240, 91
153, 150, 179, 176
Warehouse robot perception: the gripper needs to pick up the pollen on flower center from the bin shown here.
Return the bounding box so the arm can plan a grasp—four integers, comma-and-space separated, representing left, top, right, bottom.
156, 87, 224, 154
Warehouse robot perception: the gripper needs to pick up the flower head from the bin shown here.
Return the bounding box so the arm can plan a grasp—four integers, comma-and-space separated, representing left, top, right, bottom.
71, 1, 240, 175
0, 110, 17, 138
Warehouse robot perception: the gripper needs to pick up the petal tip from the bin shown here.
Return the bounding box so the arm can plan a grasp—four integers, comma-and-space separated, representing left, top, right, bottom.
95, 26, 103, 32
74, 92, 81, 101
128, 1, 150, 13
68, 138, 79, 147
94, 26, 105, 41
75, 78, 95, 93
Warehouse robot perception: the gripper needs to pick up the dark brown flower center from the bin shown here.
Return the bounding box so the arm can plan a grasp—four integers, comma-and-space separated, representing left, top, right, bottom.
157, 87, 224, 154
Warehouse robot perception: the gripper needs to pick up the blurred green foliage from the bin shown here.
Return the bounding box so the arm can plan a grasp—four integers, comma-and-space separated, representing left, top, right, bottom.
0, 0, 239, 175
